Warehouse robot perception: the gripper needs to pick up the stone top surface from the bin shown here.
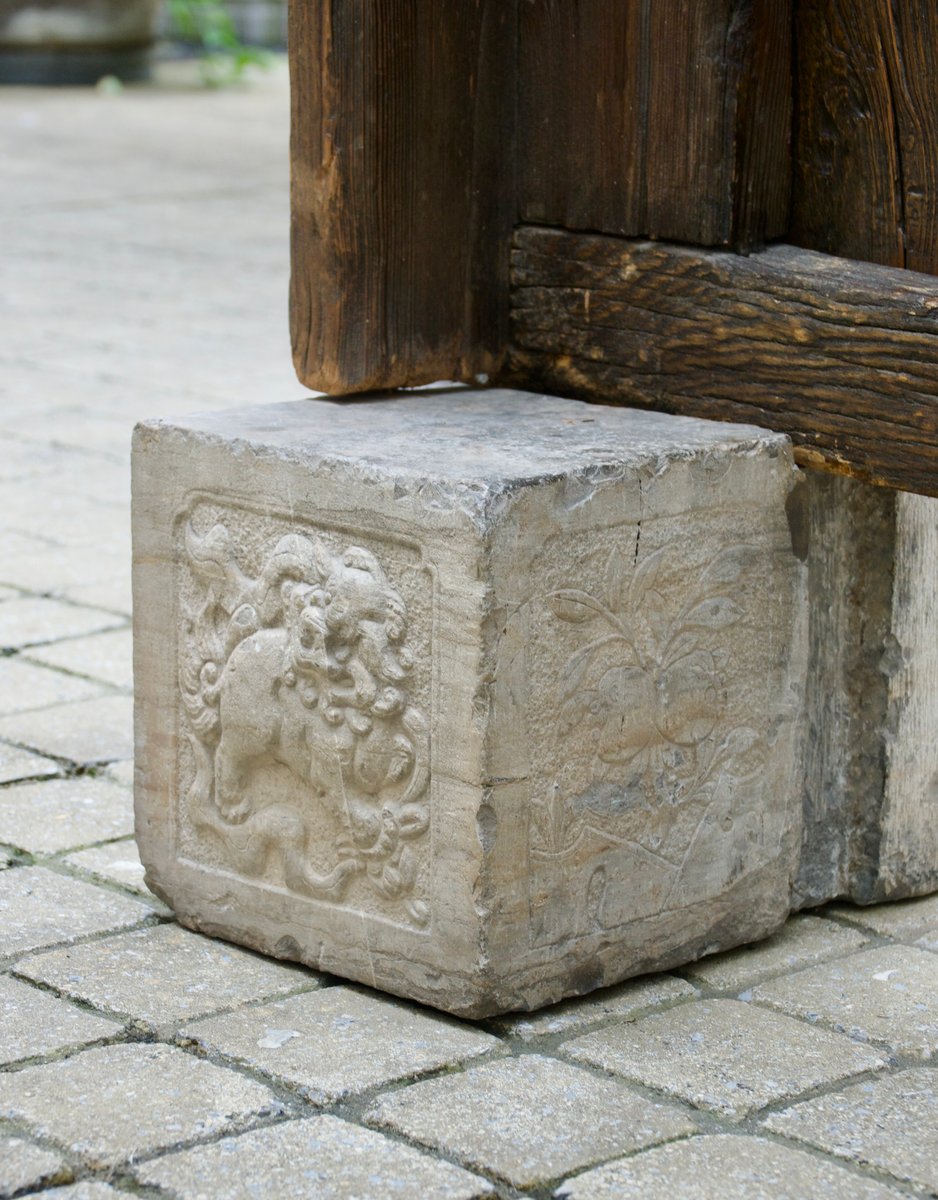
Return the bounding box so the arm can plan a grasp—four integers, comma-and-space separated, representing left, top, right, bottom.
137, 388, 787, 489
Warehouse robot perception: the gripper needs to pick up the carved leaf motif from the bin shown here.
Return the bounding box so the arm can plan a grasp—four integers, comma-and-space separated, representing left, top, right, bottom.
603, 548, 631, 614
680, 595, 743, 631
697, 544, 756, 589
629, 546, 666, 606
548, 589, 608, 623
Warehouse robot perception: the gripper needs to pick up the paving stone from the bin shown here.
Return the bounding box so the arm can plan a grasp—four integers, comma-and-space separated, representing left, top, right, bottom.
181, 985, 499, 1102
0, 776, 133, 854
765, 1068, 938, 1193
65, 577, 132, 618
0, 974, 120, 1064
0, 598, 123, 650
490, 975, 698, 1042
752, 944, 938, 1057
826, 894, 938, 941
0, 1042, 281, 1169
16, 923, 317, 1029
42, 1187, 127, 1199
135, 392, 805, 1016
25, 628, 133, 691
103, 759, 134, 789
683, 915, 870, 991
366, 1055, 697, 1189
557, 1134, 909, 1200
0, 1134, 69, 1197
136, 1114, 493, 1199
63, 838, 154, 896
562, 999, 886, 1120
0, 657, 105, 716
0, 866, 154, 959
0, 741, 58, 784
0, 695, 133, 765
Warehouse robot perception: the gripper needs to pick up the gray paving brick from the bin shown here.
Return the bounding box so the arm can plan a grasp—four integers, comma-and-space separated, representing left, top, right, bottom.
683, 915, 870, 991
25, 628, 133, 691
0, 1134, 69, 1197
557, 1134, 909, 1200
181, 985, 499, 1102
826, 894, 938, 941
136, 1114, 493, 1199
0, 866, 155, 959
0, 695, 133, 765
0, 776, 133, 854
0, 974, 120, 1064
752, 944, 938, 1057
42, 1187, 128, 1199
16, 923, 317, 1029
0, 741, 58, 785
103, 759, 134, 789
0, 598, 123, 650
63, 838, 153, 896
562, 999, 886, 1120
0, 1042, 281, 1169
0, 657, 105, 716
367, 1055, 697, 1189
490, 974, 697, 1043
765, 1068, 938, 1193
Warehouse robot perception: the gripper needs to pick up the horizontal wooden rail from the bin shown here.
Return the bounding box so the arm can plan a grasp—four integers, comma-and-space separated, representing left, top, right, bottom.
507, 226, 938, 496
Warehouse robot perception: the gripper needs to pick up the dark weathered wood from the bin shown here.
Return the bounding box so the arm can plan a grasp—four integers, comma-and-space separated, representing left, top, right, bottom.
793, 0, 938, 275
518, 0, 791, 250
507, 226, 938, 496
289, 1, 515, 395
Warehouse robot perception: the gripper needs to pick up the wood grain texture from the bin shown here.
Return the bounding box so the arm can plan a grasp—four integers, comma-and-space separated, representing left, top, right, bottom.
289, 1, 515, 394
518, 0, 791, 249
793, 0, 938, 275
508, 226, 938, 495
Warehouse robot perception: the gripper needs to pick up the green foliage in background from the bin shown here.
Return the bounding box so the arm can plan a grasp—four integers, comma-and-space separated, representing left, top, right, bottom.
167, 0, 272, 86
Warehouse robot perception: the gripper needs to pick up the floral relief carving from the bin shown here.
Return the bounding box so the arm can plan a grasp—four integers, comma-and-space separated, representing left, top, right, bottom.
532, 542, 767, 867
178, 519, 430, 928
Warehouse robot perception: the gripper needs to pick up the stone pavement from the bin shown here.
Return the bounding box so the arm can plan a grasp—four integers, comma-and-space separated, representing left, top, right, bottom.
1, 60, 938, 1200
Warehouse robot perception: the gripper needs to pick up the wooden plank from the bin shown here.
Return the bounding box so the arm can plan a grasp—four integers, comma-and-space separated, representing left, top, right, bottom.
518, 0, 791, 249
289, 1, 515, 395
507, 226, 938, 496
793, 0, 938, 275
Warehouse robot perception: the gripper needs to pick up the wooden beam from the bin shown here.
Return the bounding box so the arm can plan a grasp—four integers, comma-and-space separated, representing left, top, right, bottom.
289, 1, 515, 395
518, 0, 791, 250
507, 226, 938, 496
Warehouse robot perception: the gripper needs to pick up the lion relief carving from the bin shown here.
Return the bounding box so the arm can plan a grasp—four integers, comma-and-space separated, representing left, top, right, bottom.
179, 519, 430, 927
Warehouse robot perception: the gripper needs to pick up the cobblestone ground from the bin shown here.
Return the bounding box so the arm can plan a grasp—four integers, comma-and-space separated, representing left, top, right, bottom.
2, 61, 938, 1200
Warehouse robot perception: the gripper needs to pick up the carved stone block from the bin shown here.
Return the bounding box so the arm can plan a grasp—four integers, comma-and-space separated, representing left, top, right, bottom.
132, 390, 806, 1016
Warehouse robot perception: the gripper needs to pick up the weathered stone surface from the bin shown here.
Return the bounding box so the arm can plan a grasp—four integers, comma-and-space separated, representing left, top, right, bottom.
366, 1055, 697, 1189
684, 915, 870, 992
0, 1135, 68, 1197
39, 1187, 125, 1199
0, 776, 133, 854
133, 390, 806, 1016
0, 866, 155, 959
180, 985, 499, 1101
557, 1134, 909, 1200
0, 974, 120, 1064
490, 974, 697, 1042
797, 474, 938, 906
752, 944, 938, 1057
0, 694, 133, 766
765, 1068, 938, 1193
0, 1043, 281, 1168
136, 1115, 493, 1199
16, 922, 316, 1028
562, 999, 886, 1120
